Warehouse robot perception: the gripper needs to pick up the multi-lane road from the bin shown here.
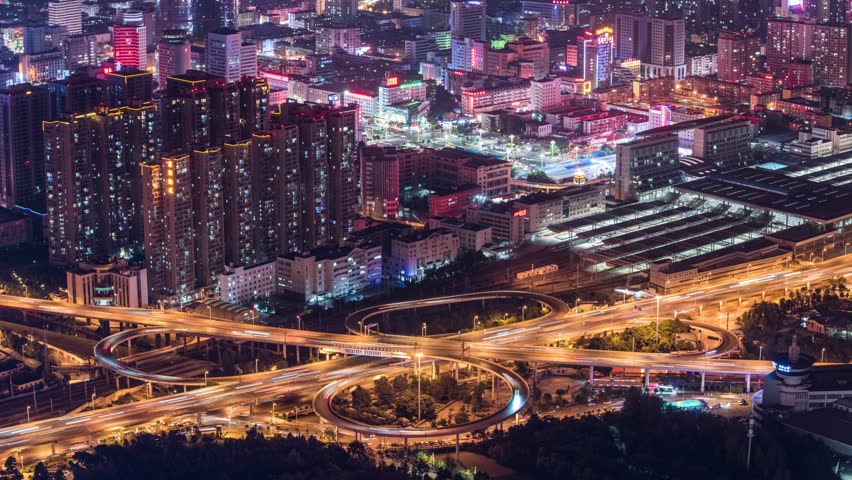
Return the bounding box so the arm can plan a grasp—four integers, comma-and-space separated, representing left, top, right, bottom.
0, 254, 847, 459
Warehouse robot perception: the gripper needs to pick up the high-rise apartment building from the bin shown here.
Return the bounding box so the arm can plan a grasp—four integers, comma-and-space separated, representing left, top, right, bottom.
614, 134, 681, 201
48, 0, 82, 35
43, 102, 158, 265
113, 19, 147, 71
222, 140, 255, 266
47, 74, 107, 117
43, 114, 108, 265
106, 68, 154, 107
190, 148, 225, 285
360, 145, 400, 220
0, 84, 50, 214
767, 18, 850, 88
157, 30, 191, 89
450, 0, 486, 41
274, 102, 359, 250
142, 153, 195, 296
717, 31, 761, 83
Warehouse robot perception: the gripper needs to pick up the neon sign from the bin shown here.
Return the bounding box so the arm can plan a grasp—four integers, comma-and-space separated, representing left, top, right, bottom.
513, 209, 527, 217
386, 76, 399, 87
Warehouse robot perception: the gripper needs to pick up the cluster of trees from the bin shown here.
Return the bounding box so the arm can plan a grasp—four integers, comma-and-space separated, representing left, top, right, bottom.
340, 373, 483, 426
525, 171, 557, 184
573, 319, 694, 353
739, 280, 852, 362
45, 431, 414, 480
480, 391, 840, 480
383, 296, 546, 337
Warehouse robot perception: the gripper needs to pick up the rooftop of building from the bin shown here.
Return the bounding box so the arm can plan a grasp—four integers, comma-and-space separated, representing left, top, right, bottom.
430, 183, 481, 196
639, 115, 735, 138
660, 238, 786, 274
784, 406, 852, 448
675, 167, 852, 224
394, 228, 455, 244
282, 244, 377, 261
0, 206, 27, 224
765, 223, 833, 243
434, 217, 491, 232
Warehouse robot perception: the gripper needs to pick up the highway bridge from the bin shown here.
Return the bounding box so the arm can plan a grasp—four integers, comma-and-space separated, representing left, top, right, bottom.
0, 254, 847, 458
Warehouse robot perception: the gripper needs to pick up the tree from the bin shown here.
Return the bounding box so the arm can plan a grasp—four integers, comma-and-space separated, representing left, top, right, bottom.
351, 385, 372, 410
32, 462, 50, 480
3, 456, 22, 480
374, 376, 394, 405
513, 361, 532, 379
392, 375, 410, 394
469, 384, 484, 412
526, 170, 556, 184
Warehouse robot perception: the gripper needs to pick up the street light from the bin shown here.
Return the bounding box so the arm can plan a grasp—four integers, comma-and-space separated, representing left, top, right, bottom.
422, 323, 427, 337
821, 347, 826, 363
205, 305, 212, 321
473, 315, 479, 330
655, 296, 661, 343
522, 305, 528, 320
415, 353, 423, 421
91, 393, 96, 412
255, 358, 259, 373
26, 406, 30, 423
204, 370, 209, 387
271, 403, 276, 425
758, 345, 763, 360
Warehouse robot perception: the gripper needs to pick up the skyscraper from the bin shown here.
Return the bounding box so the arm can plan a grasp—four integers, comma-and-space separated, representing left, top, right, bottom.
450, 0, 486, 41
206, 28, 255, 83
158, 0, 193, 36
113, 18, 147, 71
194, 0, 240, 40
613, 12, 647, 61
48, 0, 82, 35
157, 30, 191, 89
0, 84, 50, 214
645, 16, 686, 79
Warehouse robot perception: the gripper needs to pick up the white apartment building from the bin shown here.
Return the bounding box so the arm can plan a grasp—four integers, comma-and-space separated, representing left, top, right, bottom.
277, 245, 383, 303
218, 261, 277, 306
529, 77, 561, 112
390, 229, 460, 280
67, 260, 149, 308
